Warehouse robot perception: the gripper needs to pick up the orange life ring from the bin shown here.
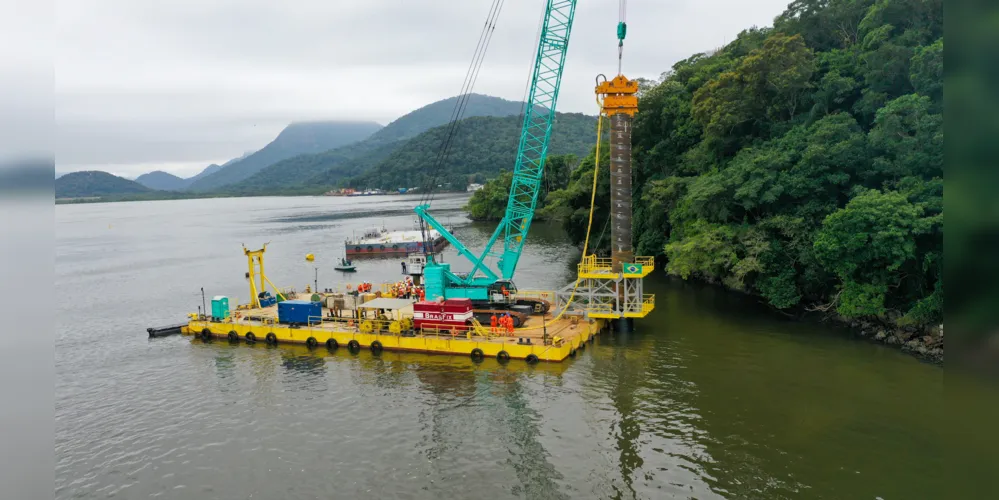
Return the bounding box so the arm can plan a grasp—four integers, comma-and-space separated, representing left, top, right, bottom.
347, 319, 355, 328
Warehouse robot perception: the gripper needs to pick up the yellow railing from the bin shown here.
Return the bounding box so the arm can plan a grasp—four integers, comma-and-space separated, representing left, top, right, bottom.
577, 255, 655, 277
587, 302, 614, 315
577, 255, 613, 275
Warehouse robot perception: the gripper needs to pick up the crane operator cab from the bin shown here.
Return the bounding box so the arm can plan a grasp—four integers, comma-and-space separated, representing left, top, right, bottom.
488, 280, 518, 303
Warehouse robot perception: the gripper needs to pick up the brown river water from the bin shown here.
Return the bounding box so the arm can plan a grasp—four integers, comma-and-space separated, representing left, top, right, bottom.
55, 194, 995, 499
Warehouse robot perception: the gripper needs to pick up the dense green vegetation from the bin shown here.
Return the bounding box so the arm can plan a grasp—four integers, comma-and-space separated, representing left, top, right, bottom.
186, 120, 383, 192
477, 0, 943, 328
55, 171, 152, 199
465, 153, 581, 221
354, 112, 596, 191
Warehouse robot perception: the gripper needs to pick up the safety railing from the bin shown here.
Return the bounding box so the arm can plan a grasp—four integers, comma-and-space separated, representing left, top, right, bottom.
577, 255, 614, 276
586, 302, 615, 315
576, 255, 657, 277
621, 294, 656, 314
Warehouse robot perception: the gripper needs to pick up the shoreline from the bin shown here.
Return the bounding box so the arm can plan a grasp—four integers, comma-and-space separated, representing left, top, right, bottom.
671, 273, 945, 364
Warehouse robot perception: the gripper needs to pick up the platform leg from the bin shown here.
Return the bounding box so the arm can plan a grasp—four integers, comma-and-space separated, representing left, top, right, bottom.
611, 317, 634, 333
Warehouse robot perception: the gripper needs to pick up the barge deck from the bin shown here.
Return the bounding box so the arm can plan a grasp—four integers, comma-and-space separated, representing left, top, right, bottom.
184, 296, 602, 363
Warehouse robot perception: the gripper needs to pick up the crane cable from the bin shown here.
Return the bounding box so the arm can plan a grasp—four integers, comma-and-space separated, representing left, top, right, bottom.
417, 0, 506, 255
617, 0, 627, 74
421, 0, 507, 208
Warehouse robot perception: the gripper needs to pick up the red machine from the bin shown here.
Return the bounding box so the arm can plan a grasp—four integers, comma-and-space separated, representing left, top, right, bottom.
412, 298, 473, 332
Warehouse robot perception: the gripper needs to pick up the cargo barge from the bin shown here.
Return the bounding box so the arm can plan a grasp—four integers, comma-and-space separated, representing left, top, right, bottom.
185, 290, 601, 363
154, 244, 605, 363
345, 227, 447, 257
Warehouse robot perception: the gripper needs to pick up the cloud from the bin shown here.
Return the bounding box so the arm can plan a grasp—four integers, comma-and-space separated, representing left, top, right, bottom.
52, 0, 791, 178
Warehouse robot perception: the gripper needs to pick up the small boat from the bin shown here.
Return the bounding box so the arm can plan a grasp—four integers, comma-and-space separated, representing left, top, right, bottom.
334, 257, 357, 272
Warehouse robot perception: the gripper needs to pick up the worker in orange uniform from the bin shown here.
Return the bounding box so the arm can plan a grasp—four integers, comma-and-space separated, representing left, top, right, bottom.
507, 314, 515, 335
490, 313, 498, 334
501, 285, 509, 301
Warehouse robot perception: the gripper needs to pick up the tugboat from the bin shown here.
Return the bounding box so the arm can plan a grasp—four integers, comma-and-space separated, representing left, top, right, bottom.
334, 257, 356, 272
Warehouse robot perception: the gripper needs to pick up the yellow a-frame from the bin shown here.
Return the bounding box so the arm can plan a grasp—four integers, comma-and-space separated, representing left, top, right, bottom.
243, 244, 287, 308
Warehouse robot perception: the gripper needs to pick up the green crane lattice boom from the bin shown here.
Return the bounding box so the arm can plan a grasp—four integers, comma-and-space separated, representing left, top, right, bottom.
415, 0, 577, 302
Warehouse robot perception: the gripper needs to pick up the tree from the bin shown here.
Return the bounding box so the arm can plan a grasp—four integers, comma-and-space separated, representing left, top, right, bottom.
813, 188, 937, 317
692, 33, 816, 151
909, 38, 943, 105
867, 93, 943, 181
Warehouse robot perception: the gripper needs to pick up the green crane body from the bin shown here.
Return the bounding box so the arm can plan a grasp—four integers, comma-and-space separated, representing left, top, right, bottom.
415, 0, 578, 302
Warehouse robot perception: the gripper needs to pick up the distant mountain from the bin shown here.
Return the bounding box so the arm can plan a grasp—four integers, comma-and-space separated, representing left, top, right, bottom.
55, 171, 151, 199
186, 163, 223, 183
135, 170, 187, 190
349, 112, 597, 190
220, 150, 254, 168
224, 94, 526, 195
365, 93, 524, 145
185, 121, 383, 192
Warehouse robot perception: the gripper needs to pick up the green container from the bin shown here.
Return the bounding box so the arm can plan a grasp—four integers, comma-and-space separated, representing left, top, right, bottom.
211, 296, 230, 319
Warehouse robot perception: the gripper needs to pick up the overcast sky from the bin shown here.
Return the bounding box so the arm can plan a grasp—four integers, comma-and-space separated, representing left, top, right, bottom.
43, 0, 792, 178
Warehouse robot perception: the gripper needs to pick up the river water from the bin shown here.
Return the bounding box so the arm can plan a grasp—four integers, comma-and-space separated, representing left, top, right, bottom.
54, 195, 978, 499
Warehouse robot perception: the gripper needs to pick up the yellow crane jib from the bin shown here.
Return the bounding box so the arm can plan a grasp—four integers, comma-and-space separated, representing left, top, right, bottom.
595, 74, 638, 117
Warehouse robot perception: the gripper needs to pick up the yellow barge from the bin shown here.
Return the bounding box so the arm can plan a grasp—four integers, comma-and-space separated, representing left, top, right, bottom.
174, 243, 609, 362
166, 243, 636, 362
185, 306, 604, 363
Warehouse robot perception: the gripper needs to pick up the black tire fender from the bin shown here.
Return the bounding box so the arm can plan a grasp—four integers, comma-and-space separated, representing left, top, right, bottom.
326, 338, 339, 350
306, 337, 318, 348
200, 328, 212, 341
496, 350, 510, 362
245, 332, 256, 343
525, 353, 539, 364
228, 331, 239, 343
470, 348, 484, 360
265, 332, 278, 344
347, 339, 360, 352
370, 340, 383, 353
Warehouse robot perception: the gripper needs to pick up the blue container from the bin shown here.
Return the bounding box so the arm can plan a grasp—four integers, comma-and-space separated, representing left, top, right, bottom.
278, 300, 321, 325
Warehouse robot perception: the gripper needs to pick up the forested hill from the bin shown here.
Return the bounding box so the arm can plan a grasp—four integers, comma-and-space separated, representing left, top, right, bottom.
55, 171, 152, 199
364, 93, 525, 145
135, 170, 187, 191
186, 120, 383, 192
507, 0, 943, 332
350, 112, 597, 191
224, 94, 526, 195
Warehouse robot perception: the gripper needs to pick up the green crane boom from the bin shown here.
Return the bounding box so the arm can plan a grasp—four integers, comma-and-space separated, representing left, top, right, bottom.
415, 0, 577, 301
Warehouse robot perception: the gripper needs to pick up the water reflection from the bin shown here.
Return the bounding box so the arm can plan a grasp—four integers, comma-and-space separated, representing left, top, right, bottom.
493, 373, 569, 500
